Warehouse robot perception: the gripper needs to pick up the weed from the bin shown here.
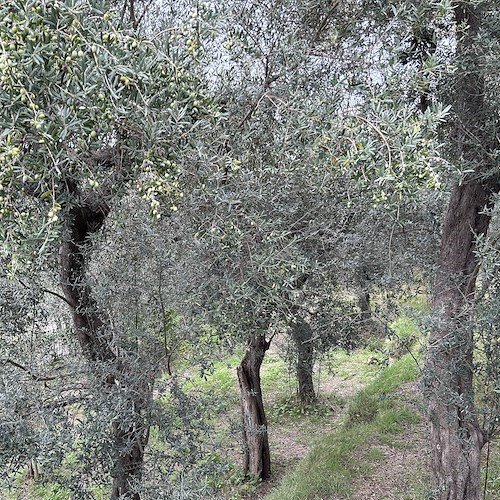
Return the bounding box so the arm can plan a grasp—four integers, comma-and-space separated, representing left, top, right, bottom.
268, 397, 334, 420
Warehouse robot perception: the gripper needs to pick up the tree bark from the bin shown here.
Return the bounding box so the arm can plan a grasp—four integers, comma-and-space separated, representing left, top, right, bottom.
236, 334, 271, 480
59, 191, 151, 499
111, 416, 150, 500
357, 290, 371, 322
25, 458, 39, 481
426, 180, 491, 499
425, 4, 499, 498
291, 317, 316, 404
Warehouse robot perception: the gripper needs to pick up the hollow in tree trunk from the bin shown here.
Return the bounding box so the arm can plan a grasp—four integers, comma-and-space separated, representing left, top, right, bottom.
291, 316, 316, 404
236, 334, 271, 480
59, 190, 152, 499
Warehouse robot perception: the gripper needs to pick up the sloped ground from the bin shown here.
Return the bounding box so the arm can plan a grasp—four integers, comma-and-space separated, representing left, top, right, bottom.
254, 359, 498, 500
242, 349, 388, 499
251, 373, 362, 499
352, 382, 431, 500
258, 354, 429, 500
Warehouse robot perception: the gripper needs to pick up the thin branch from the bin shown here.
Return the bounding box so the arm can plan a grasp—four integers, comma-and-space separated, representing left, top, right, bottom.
136, 0, 156, 29
350, 114, 393, 172
2, 358, 57, 382
42, 288, 75, 308
15, 278, 74, 308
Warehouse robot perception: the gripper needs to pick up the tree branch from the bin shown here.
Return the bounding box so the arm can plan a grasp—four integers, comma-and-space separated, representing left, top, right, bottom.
43, 288, 75, 308
2, 358, 57, 382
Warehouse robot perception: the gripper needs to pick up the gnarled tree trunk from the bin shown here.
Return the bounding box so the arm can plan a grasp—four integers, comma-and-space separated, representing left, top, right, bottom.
236, 334, 271, 480
291, 316, 316, 404
425, 3, 499, 498
60, 191, 151, 499
426, 180, 491, 499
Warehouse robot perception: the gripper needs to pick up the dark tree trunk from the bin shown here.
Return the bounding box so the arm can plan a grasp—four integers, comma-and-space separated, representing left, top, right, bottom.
291, 317, 316, 404
425, 4, 499, 498
111, 420, 150, 500
426, 181, 491, 499
236, 334, 271, 480
59, 192, 151, 499
357, 290, 371, 322
25, 458, 39, 481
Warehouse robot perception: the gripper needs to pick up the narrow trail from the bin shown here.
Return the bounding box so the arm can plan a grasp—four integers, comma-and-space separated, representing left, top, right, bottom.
247, 368, 365, 499
248, 372, 430, 500
352, 382, 431, 500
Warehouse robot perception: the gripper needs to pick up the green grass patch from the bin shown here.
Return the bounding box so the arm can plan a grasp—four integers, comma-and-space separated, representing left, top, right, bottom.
405, 294, 429, 313
366, 447, 386, 461
323, 347, 385, 384
267, 394, 341, 422
386, 314, 422, 360
261, 354, 290, 396
346, 354, 419, 427
390, 315, 420, 340
4, 482, 72, 500
183, 351, 241, 402
267, 354, 420, 500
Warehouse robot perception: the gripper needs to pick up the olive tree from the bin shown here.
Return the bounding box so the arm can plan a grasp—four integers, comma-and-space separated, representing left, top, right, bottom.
182, 0, 446, 479
0, 0, 214, 497
422, 3, 500, 497
339, 1, 500, 496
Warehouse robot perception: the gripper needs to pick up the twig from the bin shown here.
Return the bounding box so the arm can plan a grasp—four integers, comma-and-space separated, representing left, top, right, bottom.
42, 288, 74, 308
3, 358, 57, 382
350, 114, 393, 172
136, 0, 156, 28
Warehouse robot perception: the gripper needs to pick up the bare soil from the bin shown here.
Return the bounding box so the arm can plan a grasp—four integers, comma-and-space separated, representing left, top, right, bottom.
246, 379, 431, 500
353, 381, 431, 500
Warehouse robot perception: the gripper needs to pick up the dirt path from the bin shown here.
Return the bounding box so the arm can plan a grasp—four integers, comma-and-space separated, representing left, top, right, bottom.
353, 381, 431, 500
247, 378, 431, 500
246, 369, 363, 499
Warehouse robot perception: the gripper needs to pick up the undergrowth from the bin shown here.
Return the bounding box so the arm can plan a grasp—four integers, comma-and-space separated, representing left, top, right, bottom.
266, 354, 421, 500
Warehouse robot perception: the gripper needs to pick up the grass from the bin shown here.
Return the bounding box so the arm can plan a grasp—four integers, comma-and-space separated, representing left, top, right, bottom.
261, 354, 291, 396
266, 354, 421, 500
185, 351, 291, 403
322, 347, 386, 383
18, 296, 491, 500
185, 352, 241, 400
4, 479, 77, 500
6, 315, 425, 500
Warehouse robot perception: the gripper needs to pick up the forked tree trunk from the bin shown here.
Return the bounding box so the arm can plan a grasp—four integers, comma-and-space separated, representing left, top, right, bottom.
60, 193, 151, 499
291, 317, 316, 404
236, 334, 271, 480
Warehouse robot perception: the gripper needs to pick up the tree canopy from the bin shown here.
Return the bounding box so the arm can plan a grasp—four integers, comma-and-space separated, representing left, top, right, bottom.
0, 0, 499, 498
